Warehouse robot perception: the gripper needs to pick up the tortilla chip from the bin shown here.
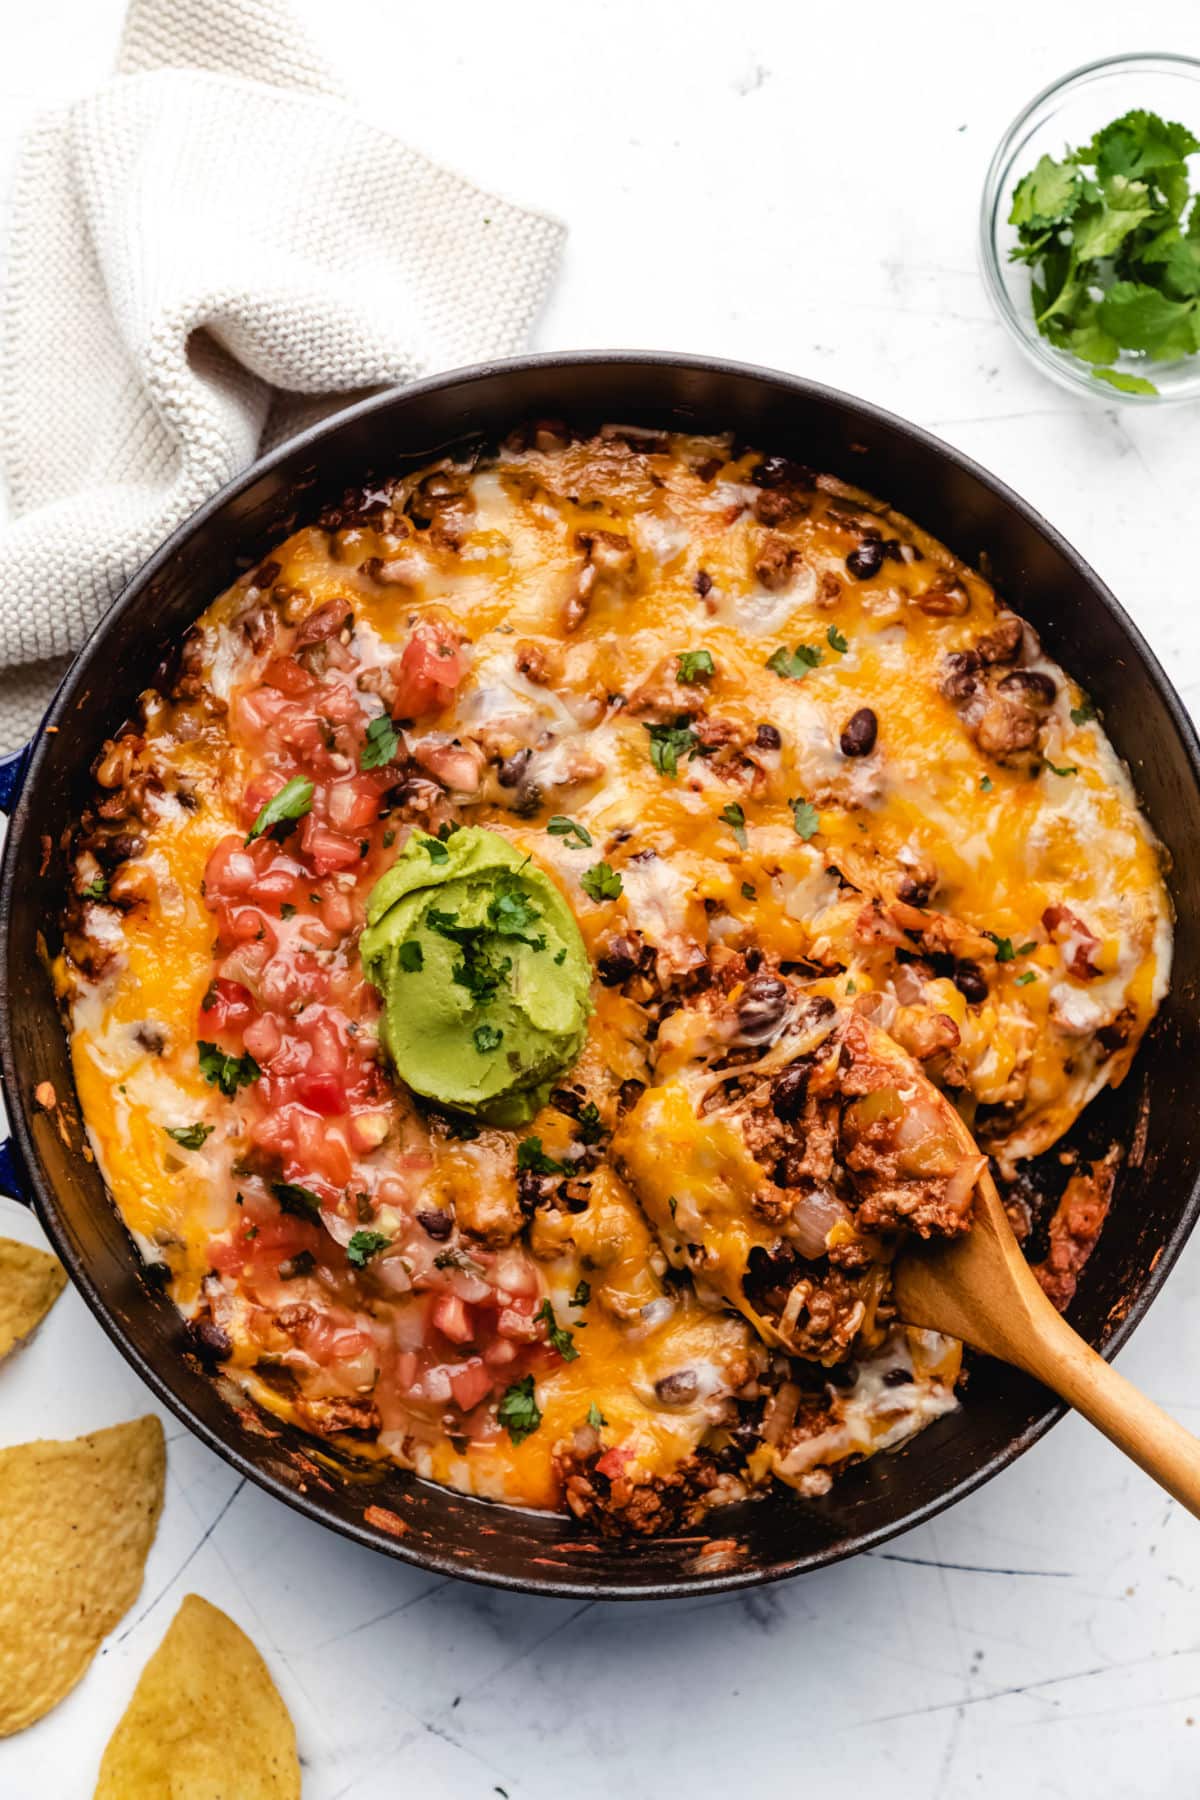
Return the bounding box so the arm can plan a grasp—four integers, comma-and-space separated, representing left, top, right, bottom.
0, 1235, 66, 1360
94, 1594, 300, 1798
0, 1415, 164, 1736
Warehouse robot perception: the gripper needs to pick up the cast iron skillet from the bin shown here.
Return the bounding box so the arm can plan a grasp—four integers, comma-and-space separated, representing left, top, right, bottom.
2, 352, 1198, 1600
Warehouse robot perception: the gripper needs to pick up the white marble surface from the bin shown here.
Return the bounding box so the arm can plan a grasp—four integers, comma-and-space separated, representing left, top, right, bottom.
3, 2, 1200, 1794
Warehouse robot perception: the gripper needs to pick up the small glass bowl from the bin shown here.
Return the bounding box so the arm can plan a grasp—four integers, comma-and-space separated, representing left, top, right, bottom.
981, 52, 1200, 405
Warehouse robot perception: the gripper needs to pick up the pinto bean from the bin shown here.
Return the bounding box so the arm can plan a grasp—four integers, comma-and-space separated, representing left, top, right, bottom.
976, 613, 1024, 664
755, 722, 782, 750
997, 669, 1057, 709
655, 1369, 700, 1406
839, 708, 878, 757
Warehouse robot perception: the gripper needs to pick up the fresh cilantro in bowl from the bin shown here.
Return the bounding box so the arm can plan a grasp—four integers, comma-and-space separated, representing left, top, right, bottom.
1008, 109, 1200, 395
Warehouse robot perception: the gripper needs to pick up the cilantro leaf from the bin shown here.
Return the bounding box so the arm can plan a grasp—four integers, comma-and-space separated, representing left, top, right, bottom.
581, 861, 623, 902
1009, 153, 1082, 231
360, 713, 400, 771
246, 776, 313, 844
420, 834, 451, 864
397, 940, 423, 972
980, 775, 994, 793
272, 1181, 324, 1221
1070, 698, 1096, 725
1044, 759, 1078, 778
1016, 970, 1038, 986
789, 797, 820, 840
498, 1375, 541, 1444
646, 722, 699, 778
547, 814, 592, 848
721, 800, 748, 849
517, 1136, 566, 1175
164, 1123, 213, 1151
1097, 280, 1199, 360
826, 624, 849, 654
80, 876, 108, 901
766, 642, 822, 680
571, 1279, 591, 1307
1092, 366, 1159, 395
487, 870, 543, 941
473, 1023, 503, 1054
987, 934, 1016, 963
741, 880, 757, 900
677, 648, 715, 684
587, 1402, 607, 1429
536, 1298, 580, 1362
347, 1229, 390, 1267
577, 1102, 604, 1145
197, 1041, 261, 1096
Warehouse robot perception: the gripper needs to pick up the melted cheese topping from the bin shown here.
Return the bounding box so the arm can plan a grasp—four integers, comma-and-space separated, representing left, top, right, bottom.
62, 427, 1171, 1524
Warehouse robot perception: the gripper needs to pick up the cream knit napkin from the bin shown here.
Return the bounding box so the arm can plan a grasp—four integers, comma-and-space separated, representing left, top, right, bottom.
0, 0, 564, 750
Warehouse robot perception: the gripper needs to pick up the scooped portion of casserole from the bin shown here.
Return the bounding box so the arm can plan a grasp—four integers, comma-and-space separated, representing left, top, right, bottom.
59, 424, 1171, 1533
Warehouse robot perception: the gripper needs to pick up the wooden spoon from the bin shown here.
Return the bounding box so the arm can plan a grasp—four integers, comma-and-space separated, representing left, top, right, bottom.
893, 1164, 1200, 1515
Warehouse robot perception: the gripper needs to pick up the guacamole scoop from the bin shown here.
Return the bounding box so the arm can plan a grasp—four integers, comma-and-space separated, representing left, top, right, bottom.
360, 825, 592, 1126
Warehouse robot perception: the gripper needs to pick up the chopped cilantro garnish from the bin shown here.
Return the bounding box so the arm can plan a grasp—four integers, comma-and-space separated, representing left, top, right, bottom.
577, 1102, 604, 1145
547, 814, 593, 848
246, 776, 313, 844
766, 642, 822, 680
721, 800, 748, 849
587, 1402, 607, 1429
789, 797, 820, 840
536, 1298, 580, 1361
382, 828, 396, 847
517, 1136, 566, 1175
360, 713, 400, 771
554, 947, 567, 965
80, 876, 108, 901
826, 624, 849, 655
646, 721, 700, 779
397, 940, 424, 972
980, 775, 994, 793
677, 648, 715, 684
487, 870, 544, 944
420, 834, 451, 864
197, 1041, 261, 1096
278, 1250, 315, 1280
346, 1229, 390, 1267
272, 1181, 324, 1221
453, 945, 512, 1004
164, 1122, 213, 1151
1044, 759, 1078, 778
571, 1279, 591, 1308
498, 1375, 541, 1444
1016, 970, 1038, 986
1071, 698, 1097, 726
1017, 940, 1038, 956
987, 934, 1016, 962
741, 881, 757, 900
581, 861, 623, 902
473, 1023, 504, 1054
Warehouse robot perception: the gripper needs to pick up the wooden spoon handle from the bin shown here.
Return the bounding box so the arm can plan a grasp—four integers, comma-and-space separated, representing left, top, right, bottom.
1007, 1298, 1200, 1518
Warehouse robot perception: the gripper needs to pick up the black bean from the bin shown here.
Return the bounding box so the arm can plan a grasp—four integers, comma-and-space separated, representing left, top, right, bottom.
771, 1063, 810, 1122
954, 960, 988, 1004
883, 1367, 914, 1386
737, 973, 790, 1042
694, 570, 713, 598
897, 875, 931, 906
597, 935, 643, 986
940, 650, 982, 702
190, 1319, 232, 1363
417, 1208, 453, 1240
755, 722, 782, 750
846, 538, 884, 580
751, 455, 814, 490
840, 707, 878, 757
617, 1078, 646, 1115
